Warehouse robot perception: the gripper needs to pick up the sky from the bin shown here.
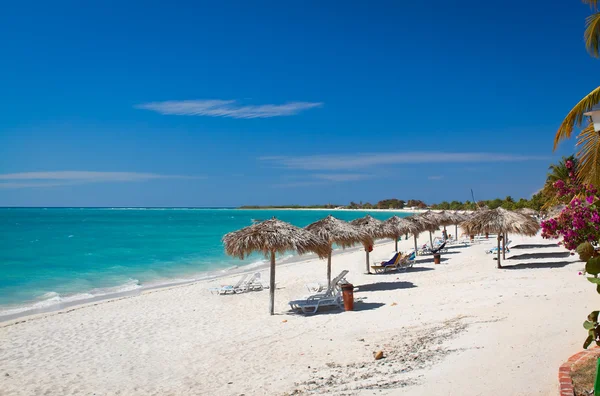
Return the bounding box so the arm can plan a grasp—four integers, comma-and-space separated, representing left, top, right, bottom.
0, 0, 598, 207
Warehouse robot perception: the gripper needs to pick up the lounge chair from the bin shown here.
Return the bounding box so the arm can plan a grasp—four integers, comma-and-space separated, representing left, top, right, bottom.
371, 252, 402, 273
305, 270, 349, 293
246, 272, 270, 291
289, 270, 349, 314
209, 274, 250, 295
486, 240, 512, 254
419, 241, 447, 255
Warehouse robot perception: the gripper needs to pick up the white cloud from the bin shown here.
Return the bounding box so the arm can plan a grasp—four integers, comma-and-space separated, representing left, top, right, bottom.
0, 171, 200, 189
136, 99, 323, 119
260, 152, 549, 170
428, 175, 444, 180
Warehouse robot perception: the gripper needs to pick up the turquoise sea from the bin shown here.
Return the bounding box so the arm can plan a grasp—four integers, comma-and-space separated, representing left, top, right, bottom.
0, 208, 410, 318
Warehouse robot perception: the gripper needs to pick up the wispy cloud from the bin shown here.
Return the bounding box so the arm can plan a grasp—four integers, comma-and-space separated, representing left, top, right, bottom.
260, 152, 549, 170
136, 99, 323, 119
0, 171, 200, 189
428, 175, 444, 180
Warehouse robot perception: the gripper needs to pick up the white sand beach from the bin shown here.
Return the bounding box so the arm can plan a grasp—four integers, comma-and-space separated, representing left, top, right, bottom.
0, 231, 592, 396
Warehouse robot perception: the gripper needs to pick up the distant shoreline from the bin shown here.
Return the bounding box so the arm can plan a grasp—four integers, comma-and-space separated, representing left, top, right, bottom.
237, 207, 430, 213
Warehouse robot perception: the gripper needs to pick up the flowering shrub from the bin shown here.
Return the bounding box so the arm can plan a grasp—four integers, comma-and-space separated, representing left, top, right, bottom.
541, 197, 600, 250
539, 159, 600, 348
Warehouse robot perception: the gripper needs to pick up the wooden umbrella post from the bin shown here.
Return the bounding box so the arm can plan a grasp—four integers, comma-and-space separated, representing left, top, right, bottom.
365, 245, 371, 274
269, 250, 276, 315
497, 235, 502, 269
327, 248, 332, 286
394, 236, 398, 252
414, 234, 418, 256
429, 231, 433, 248
502, 233, 506, 260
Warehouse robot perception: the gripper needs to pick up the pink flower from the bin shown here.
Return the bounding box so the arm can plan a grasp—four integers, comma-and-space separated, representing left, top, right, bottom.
566, 160, 573, 169
587, 196, 595, 204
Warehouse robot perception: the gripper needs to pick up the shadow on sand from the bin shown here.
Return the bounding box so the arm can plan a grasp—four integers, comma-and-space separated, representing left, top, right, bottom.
416, 257, 450, 264
507, 252, 572, 260
512, 243, 559, 250
287, 301, 386, 316
355, 281, 416, 292
500, 260, 577, 270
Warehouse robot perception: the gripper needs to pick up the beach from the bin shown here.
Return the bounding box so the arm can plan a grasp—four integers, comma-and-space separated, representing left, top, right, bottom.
0, 231, 590, 395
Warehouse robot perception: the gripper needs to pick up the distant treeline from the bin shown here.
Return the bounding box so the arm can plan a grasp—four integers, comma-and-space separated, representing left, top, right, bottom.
239, 194, 545, 211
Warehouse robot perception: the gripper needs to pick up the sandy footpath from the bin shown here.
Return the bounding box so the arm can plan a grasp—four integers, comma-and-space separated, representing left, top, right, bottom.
0, 231, 592, 396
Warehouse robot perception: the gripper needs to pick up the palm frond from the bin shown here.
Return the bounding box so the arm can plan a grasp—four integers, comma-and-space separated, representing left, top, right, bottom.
577, 122, 600, 186
585, 12, 600, 57
583, 0, 599, 11
554, 85, 600, 149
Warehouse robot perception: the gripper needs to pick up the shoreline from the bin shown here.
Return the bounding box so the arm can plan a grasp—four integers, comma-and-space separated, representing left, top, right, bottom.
0, 231, 591, 395
0, 238, 397, 324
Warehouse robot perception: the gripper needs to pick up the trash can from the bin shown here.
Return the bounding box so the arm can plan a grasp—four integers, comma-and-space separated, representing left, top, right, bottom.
433, 253, 441, 264
341, 283, 354, 311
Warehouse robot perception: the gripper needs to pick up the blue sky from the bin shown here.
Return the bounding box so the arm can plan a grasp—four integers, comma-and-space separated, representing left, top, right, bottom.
0, 0, 597, 207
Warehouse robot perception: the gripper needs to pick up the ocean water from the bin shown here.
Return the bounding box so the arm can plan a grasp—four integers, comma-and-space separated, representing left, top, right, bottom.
0, 208, 410, 318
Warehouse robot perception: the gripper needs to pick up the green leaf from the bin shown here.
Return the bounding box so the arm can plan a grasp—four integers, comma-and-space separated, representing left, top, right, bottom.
585, 334, 594, 349
584, 321, 595, 330
587, 277, 600, 284
578, 242, 596, 261
589, 311, 600, 322
586, 257, 600, 275
596, 284, 600, 294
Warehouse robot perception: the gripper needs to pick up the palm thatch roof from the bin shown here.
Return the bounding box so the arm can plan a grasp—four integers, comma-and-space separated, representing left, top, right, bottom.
412, 211, 441, 232
459, 208, 540, 236
350, 215, 386, 239
223, 217, 330, 259
515, 208, 537, 216
381, 215, 420, 239
305, 215, 372, 247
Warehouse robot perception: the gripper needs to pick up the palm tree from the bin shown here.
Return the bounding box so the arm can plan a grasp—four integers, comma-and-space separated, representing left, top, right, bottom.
554, 1, 600, 185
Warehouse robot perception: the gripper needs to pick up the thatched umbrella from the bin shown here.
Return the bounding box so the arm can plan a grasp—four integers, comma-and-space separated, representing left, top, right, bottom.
381, 215, 421, 252
404, 215, 424, 255
350, 215, 386, 274
305, 215, 372, 285
460, 208, 540, 268
450, 211, 470, 240
223, 217, 330, 315
516, 208, 537, 217
415, 211, 442, 247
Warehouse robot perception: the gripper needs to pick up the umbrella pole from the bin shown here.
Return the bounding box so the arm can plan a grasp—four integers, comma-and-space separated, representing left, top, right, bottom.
455, 224, 458, 240
366, 247, 371, 274
269, 250, 276, 315
429, 231, 433, 247
502, 233, 506, 260
395, 236, 398, 252
443, 226, 447, 241
327, 249, 332, 286
414, 234, 418, 256
497, 236, 501, 269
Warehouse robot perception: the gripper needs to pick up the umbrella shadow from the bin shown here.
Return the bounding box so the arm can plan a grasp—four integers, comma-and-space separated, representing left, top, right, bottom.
511, 243, 559, 249
500, 260, 578, 270
406, 266, 434, 273
507, 252, 572, 260
286, 301, 385, 316
417, 257, 450, 264
354, 281, 416, 292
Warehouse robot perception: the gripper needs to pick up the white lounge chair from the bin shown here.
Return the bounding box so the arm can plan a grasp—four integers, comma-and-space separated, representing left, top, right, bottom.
305, 270, 349, 293
486, 240, 512, 254
209, 274, 250, 295
246, 272, 270, 291
290, 270, 349, 314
